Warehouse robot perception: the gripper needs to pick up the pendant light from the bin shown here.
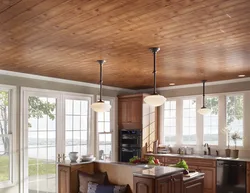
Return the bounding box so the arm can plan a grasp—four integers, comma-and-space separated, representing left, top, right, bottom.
91, 60, 111, 112
198, 80, 211, 115
144, 47, 166, 107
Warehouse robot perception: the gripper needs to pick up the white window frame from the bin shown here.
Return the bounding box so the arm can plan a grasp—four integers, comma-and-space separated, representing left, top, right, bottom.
160, 91, 250, 152
162, 99, 177, 145
95, 96, 117, 161
0, 85, 16, 188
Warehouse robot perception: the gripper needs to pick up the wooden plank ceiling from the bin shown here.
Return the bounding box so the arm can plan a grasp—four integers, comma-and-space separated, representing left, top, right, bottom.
0, 0, 250, 89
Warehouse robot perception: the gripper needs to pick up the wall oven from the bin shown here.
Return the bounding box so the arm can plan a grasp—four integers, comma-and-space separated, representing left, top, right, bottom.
119, 129, 142, 162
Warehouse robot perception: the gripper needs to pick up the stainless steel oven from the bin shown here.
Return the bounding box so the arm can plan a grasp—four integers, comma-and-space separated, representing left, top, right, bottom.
119, 129, 142, 162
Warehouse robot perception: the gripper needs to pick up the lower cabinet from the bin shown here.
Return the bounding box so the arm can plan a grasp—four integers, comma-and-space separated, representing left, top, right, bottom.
156, 172, 183, 193
58, 166, 70, 193
198, 167, 216, 193
133, 177, 154, 193
183, 176, 204, 193
134, 172, 183, 193
247, 170, 250, 193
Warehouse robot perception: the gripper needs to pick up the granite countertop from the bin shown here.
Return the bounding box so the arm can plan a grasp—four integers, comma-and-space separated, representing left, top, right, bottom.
133, 165, 184, 178
145, 153, 250, 162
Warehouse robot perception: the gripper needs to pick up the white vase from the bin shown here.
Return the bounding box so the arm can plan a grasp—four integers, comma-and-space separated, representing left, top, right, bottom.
69, 152, 78, 162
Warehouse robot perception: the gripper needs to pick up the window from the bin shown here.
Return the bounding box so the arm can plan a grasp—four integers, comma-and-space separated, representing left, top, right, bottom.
0, 89, 14, 187
183, 99, 196, 144
97, 101, 113, 161
203, 97, 219, 145
163, 101, 176, 144
65, 99, 89, 157
226, 95, 243, 146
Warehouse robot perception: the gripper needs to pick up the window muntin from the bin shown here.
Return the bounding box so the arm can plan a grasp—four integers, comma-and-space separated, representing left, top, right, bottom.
65, 99, 89, 157
203, 97, 219, 145
182, 99, 196, 145
226, 95, 243, 147
97, 101, 112, 161
163, 101, 176, 145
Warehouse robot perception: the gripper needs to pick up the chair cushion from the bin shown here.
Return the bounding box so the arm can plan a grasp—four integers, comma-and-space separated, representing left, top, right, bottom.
87, 182, 128, 193
78, 171, 108, 193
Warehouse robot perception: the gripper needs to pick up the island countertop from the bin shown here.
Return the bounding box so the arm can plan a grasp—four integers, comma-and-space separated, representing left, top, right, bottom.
133, 165, 184, 178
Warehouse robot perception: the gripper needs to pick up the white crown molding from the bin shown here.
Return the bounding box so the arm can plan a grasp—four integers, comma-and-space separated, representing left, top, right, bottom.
0, 70, 134, 93
0, 70, 249, 93
138, 77, 250, 93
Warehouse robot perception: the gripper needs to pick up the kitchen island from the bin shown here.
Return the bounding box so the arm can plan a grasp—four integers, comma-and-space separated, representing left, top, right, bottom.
57, 161, 204, 193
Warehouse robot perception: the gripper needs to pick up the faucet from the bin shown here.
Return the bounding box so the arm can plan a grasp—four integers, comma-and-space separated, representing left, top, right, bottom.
204, 143, 211, 155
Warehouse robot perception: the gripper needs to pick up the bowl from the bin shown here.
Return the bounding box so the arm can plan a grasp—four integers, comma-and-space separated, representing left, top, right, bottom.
81, 154, 95, 162
69, 152, 78, 162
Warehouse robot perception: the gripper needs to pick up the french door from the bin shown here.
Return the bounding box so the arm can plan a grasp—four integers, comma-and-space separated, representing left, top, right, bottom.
22, 89, 92, 193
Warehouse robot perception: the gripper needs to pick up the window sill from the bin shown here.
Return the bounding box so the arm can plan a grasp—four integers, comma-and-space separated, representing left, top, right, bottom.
0, 181, 15, 189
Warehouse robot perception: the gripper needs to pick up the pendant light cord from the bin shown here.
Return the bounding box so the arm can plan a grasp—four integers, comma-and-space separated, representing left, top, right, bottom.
150, 47, 160, 95
97, 60, 105, 102
202, 80, 207, 108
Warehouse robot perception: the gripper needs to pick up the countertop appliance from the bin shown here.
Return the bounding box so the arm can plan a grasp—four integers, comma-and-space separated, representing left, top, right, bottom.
217, 159, 246, 193
119, 129, 141, 162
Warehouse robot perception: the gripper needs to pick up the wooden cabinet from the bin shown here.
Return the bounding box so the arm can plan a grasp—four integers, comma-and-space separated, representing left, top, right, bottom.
134, 172, 183, 193
247, 163, 250, 193
183, 176, 204, 193
118, 95, 143, 129
165, 157, 181, 165
58, 166, 70, 193
198, 167, 216, 193
134, 176, 154, 193
156, 172, 183, 193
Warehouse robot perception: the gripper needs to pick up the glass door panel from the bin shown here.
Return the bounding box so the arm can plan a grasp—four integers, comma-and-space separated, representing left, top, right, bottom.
27, 96, 57, 193
65, 99, 89, 159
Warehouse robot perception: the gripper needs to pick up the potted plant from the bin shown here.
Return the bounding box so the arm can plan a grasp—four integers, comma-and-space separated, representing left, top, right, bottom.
231, 131, 242, 158
222, 127, 231, 157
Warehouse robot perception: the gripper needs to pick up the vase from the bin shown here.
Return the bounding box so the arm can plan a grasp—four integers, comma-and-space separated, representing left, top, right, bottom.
231, 150, 239, 158
225, 149, 231, 157
69, 152, 78, 162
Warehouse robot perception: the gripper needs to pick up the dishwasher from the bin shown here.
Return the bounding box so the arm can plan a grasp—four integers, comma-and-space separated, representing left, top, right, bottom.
217, 159, 246, 193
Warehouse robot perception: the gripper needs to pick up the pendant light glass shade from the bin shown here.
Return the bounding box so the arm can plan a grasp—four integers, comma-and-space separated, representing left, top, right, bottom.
91, 101, 111, 112
91, 60, 111, 113
144, 47, 166, 107
198, 80, 211, 115
144, 94, 166, 107
198, 107, 211, 115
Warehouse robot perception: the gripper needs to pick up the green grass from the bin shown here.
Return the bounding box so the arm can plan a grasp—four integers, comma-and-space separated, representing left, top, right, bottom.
0, 155, 56, 182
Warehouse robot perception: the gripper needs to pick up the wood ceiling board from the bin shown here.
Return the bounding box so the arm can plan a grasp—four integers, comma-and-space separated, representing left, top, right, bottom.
0, 0, 250, 89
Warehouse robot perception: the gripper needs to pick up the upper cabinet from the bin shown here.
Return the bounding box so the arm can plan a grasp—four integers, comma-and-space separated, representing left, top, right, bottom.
118, 94, 158, 152
118, 95, 143, 129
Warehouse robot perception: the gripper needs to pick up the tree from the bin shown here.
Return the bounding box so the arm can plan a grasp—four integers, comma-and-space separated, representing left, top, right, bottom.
0, 92, 56, 155
206, 96, 243, 126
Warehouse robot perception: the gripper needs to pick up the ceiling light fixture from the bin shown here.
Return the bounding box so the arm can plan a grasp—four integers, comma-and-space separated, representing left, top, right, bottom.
198, 80, 211, 115
91, 60, 111, 112
144, 47, 166, 107
238, 74, 245, 78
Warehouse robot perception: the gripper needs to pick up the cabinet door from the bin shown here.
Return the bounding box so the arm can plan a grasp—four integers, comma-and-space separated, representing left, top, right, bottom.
156, 175, 172, 193
58, 166, 70, 193
133, 176, 154, 193
247, 171, 250, 193
118, 100, 130, 123
183, 177, 204, 193
130, 99, 142, 126
172, 173, 183, 193
199, 166, 216, 193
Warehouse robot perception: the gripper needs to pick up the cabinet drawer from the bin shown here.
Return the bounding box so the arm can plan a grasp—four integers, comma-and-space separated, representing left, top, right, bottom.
165, 157, 180, 164
184, 158, 216, 168
247, 162, 250, 171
